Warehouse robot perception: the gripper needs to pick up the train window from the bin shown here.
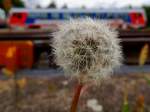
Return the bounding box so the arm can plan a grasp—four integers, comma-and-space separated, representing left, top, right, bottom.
136, 13, 142, 18
107, 13, 114, 19
90, 13, 95, 18
48, 13, 52, 19
28, 13, 48, 19
72, 13, 81, 18
62, 13, 70, 19
121, 13, 130, 22
99, 13, 107, 19
86, 13, 92, 18
78, 13, 91, 18
113, 13, 118, 19
118, 13, 126, 20
70, 13, 73, 18
51, 13, 60, 19
126, 14, 131, 22
13, 13, 22, 19
118, 13, 122, 18
96, 13, 100, 19
80, 13, 86, 18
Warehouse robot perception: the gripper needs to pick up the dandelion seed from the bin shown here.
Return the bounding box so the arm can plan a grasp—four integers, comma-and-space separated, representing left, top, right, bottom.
52, 18, 122, 84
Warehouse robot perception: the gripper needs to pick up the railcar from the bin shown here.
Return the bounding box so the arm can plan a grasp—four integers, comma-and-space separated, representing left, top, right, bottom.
7, 8, 147, 29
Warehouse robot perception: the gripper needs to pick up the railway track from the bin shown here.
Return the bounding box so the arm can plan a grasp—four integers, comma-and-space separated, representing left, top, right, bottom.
0, 29, 150, 66
119, 30, 150, 42
0, 29, 53, 40
0, 29, 150, 41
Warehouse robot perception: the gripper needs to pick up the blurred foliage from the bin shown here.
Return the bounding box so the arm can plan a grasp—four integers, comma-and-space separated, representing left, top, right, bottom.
122, 90, 145, 112
122, 90, 130, 112
138, 44, 149, 66
16, 78, 27, 90
12, 0, 24, 7
62, 4, 68, 9
144, 76, 150, 85
133, 95, 145, 112
47, 1, 57, 8
2, 68, 14, 77
143, 6, 150, 27
0, 0, 24, 13
48, 82, 58, 94
36, 5, 42, 9
122, 101, 130, 112
81, 5, 86, 9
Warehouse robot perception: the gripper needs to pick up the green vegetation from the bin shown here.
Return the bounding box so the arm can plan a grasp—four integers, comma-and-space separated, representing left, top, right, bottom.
0, 0, 24, 13
122, 102, 130, 112
11, 0, 24, 7
143, 6, 150, 27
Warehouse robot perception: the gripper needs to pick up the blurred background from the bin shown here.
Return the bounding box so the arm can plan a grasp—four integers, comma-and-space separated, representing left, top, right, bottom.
0, 0, 150, 112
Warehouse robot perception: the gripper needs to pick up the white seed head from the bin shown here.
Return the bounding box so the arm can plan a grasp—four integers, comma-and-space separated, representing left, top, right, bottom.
52, 18, 122, 84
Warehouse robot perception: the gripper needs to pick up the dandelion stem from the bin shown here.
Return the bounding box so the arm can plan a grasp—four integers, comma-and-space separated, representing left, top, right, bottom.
70, 83, 83, 112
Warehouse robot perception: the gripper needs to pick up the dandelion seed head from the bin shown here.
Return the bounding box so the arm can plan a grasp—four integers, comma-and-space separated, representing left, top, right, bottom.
52, 18, 122, 84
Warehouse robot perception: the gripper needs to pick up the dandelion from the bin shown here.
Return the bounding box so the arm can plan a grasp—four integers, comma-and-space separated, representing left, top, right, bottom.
52, 18, 122, 112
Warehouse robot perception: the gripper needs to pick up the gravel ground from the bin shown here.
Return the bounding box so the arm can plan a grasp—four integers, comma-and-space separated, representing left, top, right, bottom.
1, 72, 150, 112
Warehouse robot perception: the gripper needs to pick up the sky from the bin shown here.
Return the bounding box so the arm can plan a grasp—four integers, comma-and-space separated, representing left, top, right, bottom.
22, 0, 150, 8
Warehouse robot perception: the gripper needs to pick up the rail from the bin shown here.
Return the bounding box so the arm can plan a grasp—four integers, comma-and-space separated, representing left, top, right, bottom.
0, 29, 150, 41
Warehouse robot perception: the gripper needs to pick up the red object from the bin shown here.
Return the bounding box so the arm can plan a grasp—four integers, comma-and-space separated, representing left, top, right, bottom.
15, 41, 34, 68
70, 84, 83, 112
0, 42, 18, 72
8, 12, 28, 27
0, 41, 33, 72
129, 12, 145, 27
28, 24, 41, 29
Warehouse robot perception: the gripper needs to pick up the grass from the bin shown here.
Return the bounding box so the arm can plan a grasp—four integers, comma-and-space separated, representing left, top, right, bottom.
1, 73, 150, 112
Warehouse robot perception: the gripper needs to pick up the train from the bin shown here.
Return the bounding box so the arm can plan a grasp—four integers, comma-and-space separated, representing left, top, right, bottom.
7, 8, 147, 29
0, 8, 149, 75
